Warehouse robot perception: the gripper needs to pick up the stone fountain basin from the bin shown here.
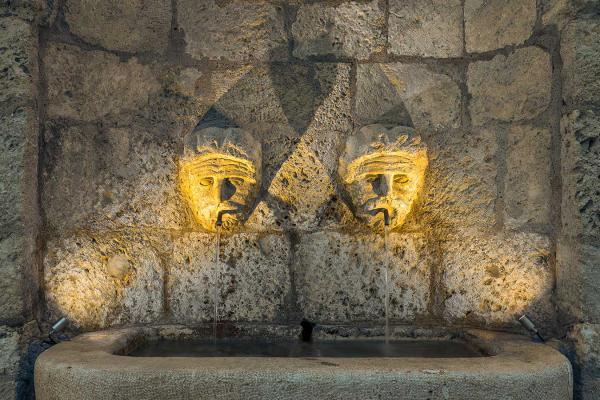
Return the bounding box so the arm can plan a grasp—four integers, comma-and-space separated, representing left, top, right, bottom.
35, 325, 572, 400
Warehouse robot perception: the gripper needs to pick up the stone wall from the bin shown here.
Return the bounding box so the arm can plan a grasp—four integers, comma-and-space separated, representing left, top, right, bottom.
0, 0, 598, 398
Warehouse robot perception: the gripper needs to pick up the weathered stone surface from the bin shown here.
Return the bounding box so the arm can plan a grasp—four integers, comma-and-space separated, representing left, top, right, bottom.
168, 233, 290, 323
214, 63, 352, 134
561, 110, 600, 243
464, 0, 536, 53
44, 232, 165, 330
42, 123, 186, 233
468, 47, 552, 126
568, 323, 600, 400
443, 232, 555, 329
557, 240, 600, 324
292, 0, 385, 60
355, 63, 461, 132
419, 128, 497, 232
0, 17, 36, 105
562, 19, 600, 108
45, 43, 160, 121
0, 325, 20, 398
1, 0, 57, 24
178, 0, 287, 62
504, 125, 552, 230
388, 0, 463, 58
294, 232, 430, 322
0, 235, 25, 324
65, 0, 171, 54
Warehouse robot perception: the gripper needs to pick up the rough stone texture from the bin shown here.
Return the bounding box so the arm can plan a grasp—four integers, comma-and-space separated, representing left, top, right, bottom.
0, 325, 20, 398
0, 17, 36, 105
443, 232, 555, 329
504, 125, 552, 230
561, 110, 600, 244
468, 47, 552, 126
64, 0, 171, 54
178, 0, 287, 62
568, 323, 600, 400
168, 233, 290, 323
557, 240, 600, 324
292, 0, 385, 60
45, 43, 161, 122
355, 63, 461, 132
0, 234, 26, 325
561, 19, 600, 109
44, 232, 165, 330
41, 123, 186, 233
419, 127, 498, 232
294, 232, 431, 322
388, 0, 463, 58
0, 0, 57, 25
464, 0, 537, 53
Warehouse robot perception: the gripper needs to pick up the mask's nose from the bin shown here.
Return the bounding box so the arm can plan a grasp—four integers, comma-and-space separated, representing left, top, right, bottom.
371, 174, 389, 196
218, 178, 237, 202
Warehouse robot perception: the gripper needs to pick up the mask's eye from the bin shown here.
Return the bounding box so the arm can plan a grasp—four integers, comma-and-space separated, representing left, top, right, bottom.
394, 175, 409, 185
228, 177, 245, 187
198, 177, 213, 187
365, 174, 378, 183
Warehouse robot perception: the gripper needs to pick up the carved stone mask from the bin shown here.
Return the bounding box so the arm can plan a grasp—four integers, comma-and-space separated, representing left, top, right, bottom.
339, 124, 428, 230
179, 126, 261, 231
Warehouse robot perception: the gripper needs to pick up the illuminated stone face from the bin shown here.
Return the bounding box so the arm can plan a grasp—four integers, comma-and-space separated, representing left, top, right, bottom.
340, 124, 428, 230
179, 127, 261, 231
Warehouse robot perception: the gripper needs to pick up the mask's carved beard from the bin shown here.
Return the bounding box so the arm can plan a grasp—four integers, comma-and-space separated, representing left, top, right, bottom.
219, 214, 240, 230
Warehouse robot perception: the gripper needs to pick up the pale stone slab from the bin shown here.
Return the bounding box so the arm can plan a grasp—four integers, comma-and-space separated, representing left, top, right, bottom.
420, 128, 497, 232
356, 63, 461, 132
45, 43, 160, 121
0, 17, 36, 105
465, 0, 536, 53
168, 233, 290, 323
65, 0, 171, 53
504, 125, 552, 230
44, 232, 165, 330
561, 110, 600, 244
468, 47, 552, 126
292, 0, 385, 60
442, 232, 555, 329
42, 124, 187, 233
0, 325, 20, 395
388, 0, 463, 58
561, 19, 600, 108
0, 235, 25, 324
178, 0, 287, 62
557, 240, 600, 324
294, 232, 431, 322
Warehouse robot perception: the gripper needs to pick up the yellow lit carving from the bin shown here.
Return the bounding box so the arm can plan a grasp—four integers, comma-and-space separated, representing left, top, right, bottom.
340, 124, 428, 230
178, 126, 261, 231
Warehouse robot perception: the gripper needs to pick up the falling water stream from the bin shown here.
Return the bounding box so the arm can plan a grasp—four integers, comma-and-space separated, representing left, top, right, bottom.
213, 225, 221, 343
383, 224, 390, 344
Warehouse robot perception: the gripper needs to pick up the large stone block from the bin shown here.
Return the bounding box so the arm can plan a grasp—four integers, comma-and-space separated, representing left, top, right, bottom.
214, 63, 352, 134
561, 110, 600, 243
292, 0, 385, 60
442, 232, 555, 329
0, 17, 36, 106
178, 0, 287, 62
464, 0, 536, 53
355, 63, 461, 132
388, 0, 463, 58
294, 232, 431, 322
468, 47, 552, 126
45, 43, 160, 122
504, 124, 552, 230
557, 240, 600, 324
44, 232, 165, 330
562, 19, 600, 109
41, 123, 187, 233
168, 233, 290, 323
64, 0, 171, 54
419, 128, 498, 232
568, 323, 600, 400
